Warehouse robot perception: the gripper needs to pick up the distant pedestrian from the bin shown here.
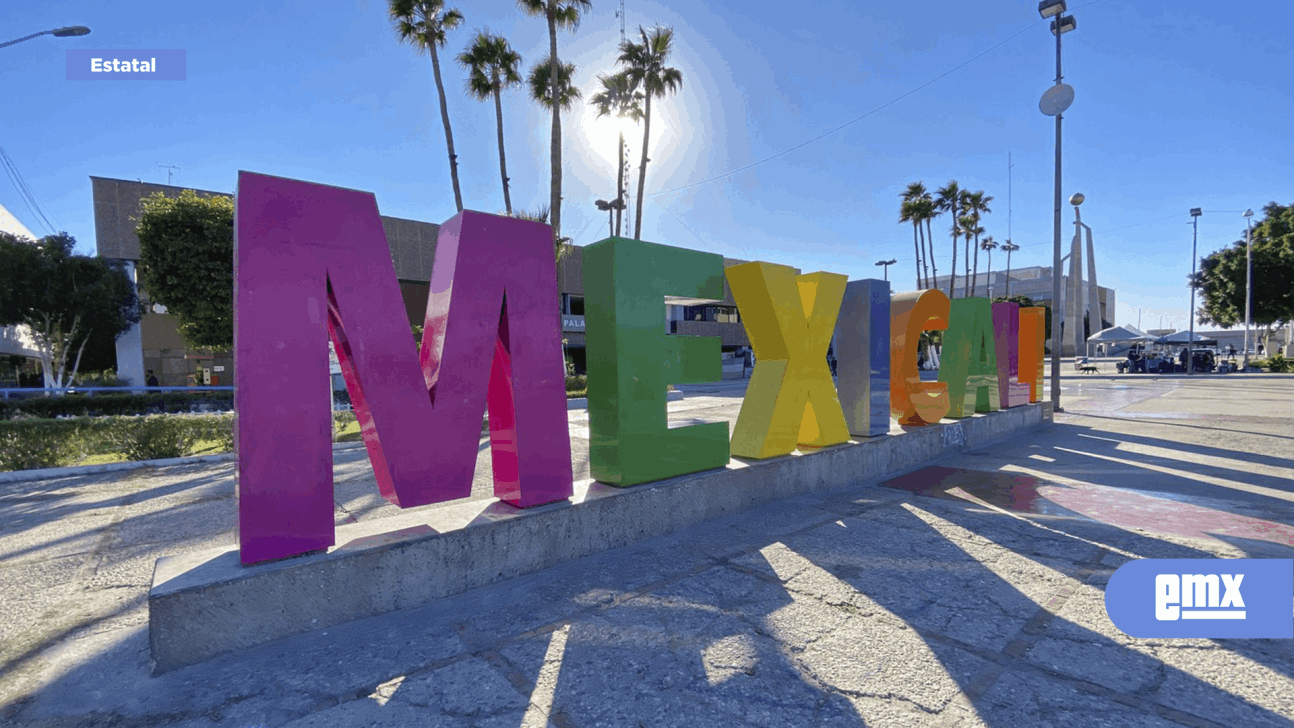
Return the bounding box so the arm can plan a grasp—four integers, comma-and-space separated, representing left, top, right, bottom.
1258, 344, 1265, 356
742, 348, 753, 378
146, 370, 159, 387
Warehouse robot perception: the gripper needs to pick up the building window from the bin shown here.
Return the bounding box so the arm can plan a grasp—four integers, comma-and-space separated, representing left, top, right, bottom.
563, 295, 584, 315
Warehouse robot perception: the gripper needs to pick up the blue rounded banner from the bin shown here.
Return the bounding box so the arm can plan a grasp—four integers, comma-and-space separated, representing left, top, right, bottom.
1105, 558, 1292, 638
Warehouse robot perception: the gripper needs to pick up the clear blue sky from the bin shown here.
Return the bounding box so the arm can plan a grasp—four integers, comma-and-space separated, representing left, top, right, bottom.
3, 0, 1290, 332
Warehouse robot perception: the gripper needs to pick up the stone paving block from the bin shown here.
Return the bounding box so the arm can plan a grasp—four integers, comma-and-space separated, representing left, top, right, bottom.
1024, 637, 1163, 693
279, 697, 462, 728
1152, 643, 1294, 727
391, 658, 530, 717
971, 668, 1184, 728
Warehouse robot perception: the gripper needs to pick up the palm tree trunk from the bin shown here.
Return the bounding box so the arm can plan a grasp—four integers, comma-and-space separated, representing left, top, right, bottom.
429, 45, 463, 213
926, 218, 937, 292
964, 236, 971, 296
492, 82, 512, 215
985, 251, 993, 298
616, 131, 625, 237
1005, 250, 1013, 297
911, 222, 921, 290
971, 234, 980, 297
949, 225, 959, 298
635, 92, 652, 240
547, 10, 562, 240
919, 221, 931, 289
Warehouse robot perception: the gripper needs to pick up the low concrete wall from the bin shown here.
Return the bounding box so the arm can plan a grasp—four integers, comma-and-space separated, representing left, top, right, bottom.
149, 402, 1052, 673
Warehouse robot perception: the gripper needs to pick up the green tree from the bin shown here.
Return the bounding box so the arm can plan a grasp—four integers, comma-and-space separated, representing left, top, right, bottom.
589, 71, 643, 238
935, 181, 962, 298
1192, 201, 1294, 353
134, 190, 235, 350
517, 0, 593, 243
0, 232, 141, 388
618, 25, 684, 241
458, 31, 523, 215
391, 0, 466, 213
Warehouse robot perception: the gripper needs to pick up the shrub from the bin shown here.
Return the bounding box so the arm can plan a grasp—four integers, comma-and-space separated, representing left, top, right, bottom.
193, 413, 235, 452
565, 375, 587, 393
333, 409, 359, 443
1255, 353, 1291, 373
0, 419, 89, 471
106, 416, 198, 461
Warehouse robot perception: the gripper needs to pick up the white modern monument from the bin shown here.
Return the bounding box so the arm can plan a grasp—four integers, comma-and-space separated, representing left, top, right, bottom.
1064, 193, 1101, 357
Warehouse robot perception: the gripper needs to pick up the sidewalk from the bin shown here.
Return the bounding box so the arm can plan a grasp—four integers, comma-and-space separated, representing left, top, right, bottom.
1, 378, 1292, 727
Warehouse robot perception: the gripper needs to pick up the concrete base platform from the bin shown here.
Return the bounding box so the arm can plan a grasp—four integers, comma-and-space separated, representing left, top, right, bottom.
149, 402, 1052, 673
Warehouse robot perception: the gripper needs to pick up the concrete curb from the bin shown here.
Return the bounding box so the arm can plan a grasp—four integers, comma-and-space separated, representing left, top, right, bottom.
0, 441, 368, 485
149, 401, 1052, 674
567, 390, 684, 410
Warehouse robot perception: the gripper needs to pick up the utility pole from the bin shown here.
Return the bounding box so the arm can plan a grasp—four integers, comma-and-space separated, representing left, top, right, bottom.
158, 163, 181, 185
1187, 208, 1201, 374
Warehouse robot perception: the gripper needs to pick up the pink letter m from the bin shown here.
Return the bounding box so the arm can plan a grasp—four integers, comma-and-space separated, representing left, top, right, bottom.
235, 172, 572, 564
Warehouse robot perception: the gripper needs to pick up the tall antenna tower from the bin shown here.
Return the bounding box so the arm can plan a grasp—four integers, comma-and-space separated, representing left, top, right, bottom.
617, 0, 626, 45
1007, 151, 1013, 244
158, 163, 181, 185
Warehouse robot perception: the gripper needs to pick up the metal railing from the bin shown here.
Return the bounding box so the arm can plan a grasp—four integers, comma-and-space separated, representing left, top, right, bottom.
0, 386, 233, 401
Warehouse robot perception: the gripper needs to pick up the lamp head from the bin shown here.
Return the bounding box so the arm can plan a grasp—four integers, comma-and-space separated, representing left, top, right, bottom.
51, 26, 91, 37
1243, 209, 1254, 219
1069, 192, 1085, 206
1038, 0, 1067, 18
1190, 208, 1202, 217
1050, 15, 1077, 34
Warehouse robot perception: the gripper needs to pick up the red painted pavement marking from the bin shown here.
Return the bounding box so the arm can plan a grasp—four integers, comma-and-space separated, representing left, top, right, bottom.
883, 466, 1294, 548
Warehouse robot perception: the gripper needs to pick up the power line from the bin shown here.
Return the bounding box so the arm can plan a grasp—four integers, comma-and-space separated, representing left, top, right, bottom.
0, 146, 58, 235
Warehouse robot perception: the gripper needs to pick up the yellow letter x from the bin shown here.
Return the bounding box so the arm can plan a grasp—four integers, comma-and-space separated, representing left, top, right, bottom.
726, 262, 849, 459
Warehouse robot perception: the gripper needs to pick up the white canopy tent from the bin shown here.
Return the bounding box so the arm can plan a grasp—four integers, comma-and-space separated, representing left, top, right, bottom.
1084, 325, 1154, 358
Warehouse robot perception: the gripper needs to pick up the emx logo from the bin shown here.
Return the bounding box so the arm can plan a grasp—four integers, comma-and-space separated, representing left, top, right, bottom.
1105, 559, 1292, 638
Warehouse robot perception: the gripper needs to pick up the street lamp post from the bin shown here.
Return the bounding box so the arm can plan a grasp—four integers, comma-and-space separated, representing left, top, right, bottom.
1038, 0, 1076, 412
1242, 209, 1254, 369
875, 258, 897, 282
1001, 240, 1019, 298
0, 26, 90, 50
1187, 208, 1201, 374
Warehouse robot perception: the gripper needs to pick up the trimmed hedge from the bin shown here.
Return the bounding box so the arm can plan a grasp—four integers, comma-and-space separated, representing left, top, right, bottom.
0, 414, 236, 472
0, 391, 233, 421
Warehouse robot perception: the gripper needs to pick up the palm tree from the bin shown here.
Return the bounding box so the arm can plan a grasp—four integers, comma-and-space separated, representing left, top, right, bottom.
390, 0, 466, 213
963, 191, 992, 296
935, 181, 962, 298
957, 215, 980, 296
916, 196, 937, 291
1000, 240, 1020, 297
618, 25, 684, 240
516, 0, 592, 243
511, 204, 571, 262
458, 31, 523, 214
981, 236, 998, 297
589, 71, 643, 237
528, 58, 583, 236
900, 182, 927, 288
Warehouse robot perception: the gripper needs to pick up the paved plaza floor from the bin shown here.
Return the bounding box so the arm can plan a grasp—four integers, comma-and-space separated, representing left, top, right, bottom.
1, 376, 1291, 727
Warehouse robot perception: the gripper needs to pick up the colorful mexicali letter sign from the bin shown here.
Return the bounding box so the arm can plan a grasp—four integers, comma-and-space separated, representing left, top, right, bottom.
992, 301, 1033, 408
1018, 307, 1047, 403
889, 289, 952, 426
940, 298, 1001, 418
834, 279, 891, 437
235, 172, 571, 564
581, 237, 730, 486
726, 263, 850, 458
234, 172, 1051, 564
